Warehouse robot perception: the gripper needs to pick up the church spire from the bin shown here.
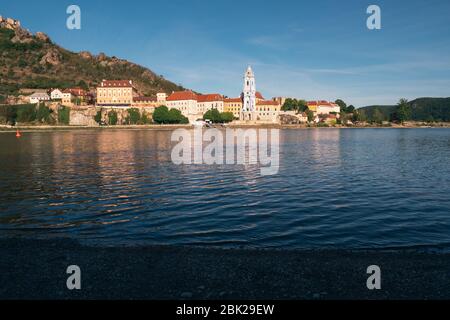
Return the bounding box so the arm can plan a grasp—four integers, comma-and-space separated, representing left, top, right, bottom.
243, 66, 256, 112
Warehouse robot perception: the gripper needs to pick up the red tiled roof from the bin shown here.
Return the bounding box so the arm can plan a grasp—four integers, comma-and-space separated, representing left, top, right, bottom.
256, 92, 264, 99
197, 94, 223, 102
224, 98, 242, 103
63, 88, 87, 96
257, 100, 280, 106
307, 100, 339, 107
100, 80, 133, 88
166, 91, 198, 101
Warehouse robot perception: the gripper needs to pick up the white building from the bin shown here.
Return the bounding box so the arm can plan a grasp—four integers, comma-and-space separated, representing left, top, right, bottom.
166, 91, 199, 117
197, 94, 224, 114
50, 89, 64, 100
62, 91, 72, 105
241, 66, 257, 121
157, 92, 168, 104
307, 101, 341, 115
29, 92, 50, 104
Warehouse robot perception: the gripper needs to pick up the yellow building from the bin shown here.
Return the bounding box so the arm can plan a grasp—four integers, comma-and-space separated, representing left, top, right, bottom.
97, 80, 135, 107
224, 98, 242, 119
255, 100, 281, 122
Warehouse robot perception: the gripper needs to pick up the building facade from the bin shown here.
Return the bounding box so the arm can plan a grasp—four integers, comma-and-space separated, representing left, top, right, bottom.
307, 101, 341, 115
29, 92, 50, 104
197, 94, 224, 114
50, 89, 64, 100
166, 90, 199, 117
224, 98, 243, 119
255, 100, 281, 122
96, 80, 135, 107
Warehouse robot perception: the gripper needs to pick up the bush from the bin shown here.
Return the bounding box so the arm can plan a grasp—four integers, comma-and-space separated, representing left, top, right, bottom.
108, 110, 118, 125
58, 106, 70, 125
153, 106, 170, 124
127, 108, 141, 124
141, 112, 152, 124
94, 110, 102, 124
16, 104, 37, 123
203, 109, 234, 123
220, 112, 234, 123
36, 103, 52, 123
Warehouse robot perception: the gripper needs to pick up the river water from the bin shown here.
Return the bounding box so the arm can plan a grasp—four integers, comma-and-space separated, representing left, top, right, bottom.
1, 128, 450, 249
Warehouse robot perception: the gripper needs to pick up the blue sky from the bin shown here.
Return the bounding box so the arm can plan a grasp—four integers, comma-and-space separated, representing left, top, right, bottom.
2, 0, 450, 106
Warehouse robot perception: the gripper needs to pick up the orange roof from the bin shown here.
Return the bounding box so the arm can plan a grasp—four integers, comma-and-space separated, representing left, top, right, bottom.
224, 98, 242, 103
166, 90, 198, 101
100, 80, 133, 88
64, 88, 87, 96
256, 92, 264, 99
257, 100, 280, 106
197, 94, 223, 102
307, 100, 338, 107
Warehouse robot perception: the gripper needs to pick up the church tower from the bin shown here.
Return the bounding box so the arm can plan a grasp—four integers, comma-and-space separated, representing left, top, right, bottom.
242, 66, 256, 112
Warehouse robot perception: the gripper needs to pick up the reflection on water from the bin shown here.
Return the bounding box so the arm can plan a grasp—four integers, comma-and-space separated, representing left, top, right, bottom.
1, 128, 450, 249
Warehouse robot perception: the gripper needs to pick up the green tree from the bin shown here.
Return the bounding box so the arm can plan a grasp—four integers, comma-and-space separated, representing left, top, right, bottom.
36, 103, 52, 123
220, 112, 234, 123
335, 99, 347, 113
347, 105, 355, 113
203, 108, 222, 123
297, 99, 308, 112
282, 98, 297, 111
282, 98, 307, 112
108, 110, 118, 125
396, 98, 411, 124
127, 108, 141, 124
141, 112, 152, 124
58, 106, 70, 125
16, 104, 37, 123
94, 110, 102, 124
168, 108, 185, 124
353, 109, 367, 122
77, 80, 89, 91
372, 108, 384, 124
153, 106, 170, 124
306, 109, 315, 122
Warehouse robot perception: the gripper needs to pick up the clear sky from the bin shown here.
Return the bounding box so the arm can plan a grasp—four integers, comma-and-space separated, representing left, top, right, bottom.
2, 0, 450, 106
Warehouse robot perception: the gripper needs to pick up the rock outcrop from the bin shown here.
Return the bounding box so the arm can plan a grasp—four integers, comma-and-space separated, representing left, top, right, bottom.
0, 16, 21, 30
40, 48, 62, 66
35, 32, 50, 42
79, 51, 93, 59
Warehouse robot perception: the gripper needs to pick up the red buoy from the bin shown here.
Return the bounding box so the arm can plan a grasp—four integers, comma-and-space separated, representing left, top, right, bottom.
16, 130, 21, 138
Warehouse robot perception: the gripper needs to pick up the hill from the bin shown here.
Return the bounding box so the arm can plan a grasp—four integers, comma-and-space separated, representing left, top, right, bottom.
359, 98, 450, 122
0, 16, 186, 103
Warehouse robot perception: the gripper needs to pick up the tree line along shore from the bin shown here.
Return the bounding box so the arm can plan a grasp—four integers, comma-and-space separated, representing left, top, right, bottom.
1, 97, 450, 129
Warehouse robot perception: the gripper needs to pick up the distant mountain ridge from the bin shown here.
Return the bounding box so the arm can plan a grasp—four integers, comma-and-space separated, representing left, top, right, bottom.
359, 97, 450, 122
0, 16, 185, 102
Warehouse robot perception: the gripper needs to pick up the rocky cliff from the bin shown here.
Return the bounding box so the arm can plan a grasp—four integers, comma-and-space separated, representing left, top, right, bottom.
0, 16, 186, 101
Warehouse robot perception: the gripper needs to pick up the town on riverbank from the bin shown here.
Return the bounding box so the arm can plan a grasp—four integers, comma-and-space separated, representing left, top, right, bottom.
2, 66, 449, 130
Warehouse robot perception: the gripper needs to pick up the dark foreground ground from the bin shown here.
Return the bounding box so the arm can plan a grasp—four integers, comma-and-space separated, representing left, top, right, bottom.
1, 238, 449, 300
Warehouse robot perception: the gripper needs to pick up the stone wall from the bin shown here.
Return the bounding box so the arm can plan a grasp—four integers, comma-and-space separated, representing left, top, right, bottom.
69, 106, 99, 126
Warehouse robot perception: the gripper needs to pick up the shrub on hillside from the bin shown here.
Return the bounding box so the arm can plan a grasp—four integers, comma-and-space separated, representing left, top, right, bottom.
58, 106, 70, 125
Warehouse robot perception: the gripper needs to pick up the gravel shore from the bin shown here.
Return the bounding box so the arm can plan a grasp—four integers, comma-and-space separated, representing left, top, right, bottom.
1, 238, 449, 300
